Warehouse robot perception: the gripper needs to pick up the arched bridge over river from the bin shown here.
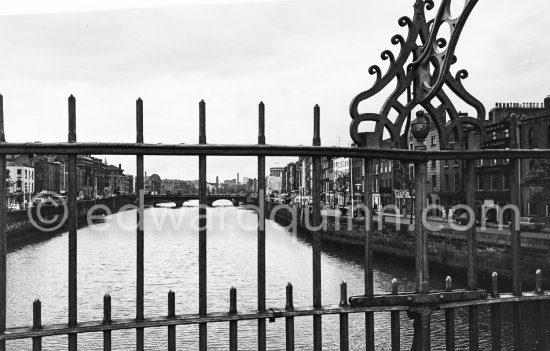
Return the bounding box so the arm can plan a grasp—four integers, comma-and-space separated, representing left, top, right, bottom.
138, 194, 251, 207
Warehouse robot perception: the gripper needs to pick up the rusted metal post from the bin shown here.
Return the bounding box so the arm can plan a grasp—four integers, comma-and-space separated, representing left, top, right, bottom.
229, 287, 237, 351
136, 97, 145, 351
490, 272, 501, 351
414, 158, 428, 294
198, 100, 208, 351
32, 299, 42, 351
444, 276, 455, 351
312, 104, 322, 350
257, 102, 266, 351
390, 279, 400, 351
509, 157, 522, 350
465, 159, 478, 350
168, 291, 176, 351
285, 283, 294, 351
68, 95, 78, 351
535, 270, 545, 351
0, 94, 5, 351
410, 115, 431, 349
339, 281, 349, 351
103, 294, 111, 351
363, 155, 375, 351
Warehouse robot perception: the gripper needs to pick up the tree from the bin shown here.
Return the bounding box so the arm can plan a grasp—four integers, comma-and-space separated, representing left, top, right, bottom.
334, 172, 350, 207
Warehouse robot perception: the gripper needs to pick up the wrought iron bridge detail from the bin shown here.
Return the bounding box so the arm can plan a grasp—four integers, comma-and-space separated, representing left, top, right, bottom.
349, 0, 486, 150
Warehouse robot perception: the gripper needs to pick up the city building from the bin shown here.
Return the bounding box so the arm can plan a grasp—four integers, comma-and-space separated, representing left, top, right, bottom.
6, 160, 34, 208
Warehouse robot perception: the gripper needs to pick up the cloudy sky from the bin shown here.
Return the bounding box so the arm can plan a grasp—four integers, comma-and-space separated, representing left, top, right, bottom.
0, 0, 548, 182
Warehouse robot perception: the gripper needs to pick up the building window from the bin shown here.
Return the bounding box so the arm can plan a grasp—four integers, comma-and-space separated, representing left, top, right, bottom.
491, 175, 497, 190
503, 174, 509, 189
504, 129, 510, 138
431, 175, 437, 188
17, 169, 21, 175
529, 160, 536, 171
477, 175, 483, 190
445, 174, 450, 192
444, 160, 448, 168
454, 173, 460, 191
529, 128, 537, 147
454, 159, 458, 167
431, 136, 437, 146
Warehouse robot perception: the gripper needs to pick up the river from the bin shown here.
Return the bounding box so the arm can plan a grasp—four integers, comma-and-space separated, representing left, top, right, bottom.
5, 205, 543, 350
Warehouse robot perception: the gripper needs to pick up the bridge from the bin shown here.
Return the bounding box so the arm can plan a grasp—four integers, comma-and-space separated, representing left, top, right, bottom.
140, 194, 251, 207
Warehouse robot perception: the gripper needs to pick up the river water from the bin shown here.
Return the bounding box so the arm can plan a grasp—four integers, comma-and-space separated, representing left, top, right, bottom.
5, 205, 544, 350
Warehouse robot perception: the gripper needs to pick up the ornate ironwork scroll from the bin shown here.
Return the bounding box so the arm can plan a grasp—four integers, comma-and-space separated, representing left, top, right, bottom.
349, 0, 486, 149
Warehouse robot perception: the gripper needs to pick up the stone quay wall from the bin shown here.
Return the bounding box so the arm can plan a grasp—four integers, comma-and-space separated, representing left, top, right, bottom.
266, 202, 550, 285
6, 196, 135, 244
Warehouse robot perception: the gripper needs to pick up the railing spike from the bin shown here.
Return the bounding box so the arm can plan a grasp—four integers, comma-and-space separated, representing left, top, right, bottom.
33, 299, 41, 330
339, 281, 348, 307
536, 269, 543, 295
445, 276, 452, 292
229, 287, 237, 314
285, 283, 294, 311
103, 294, 112, 324
491, 272, 499, 297
168, 290, 175, 318
391, 278, 398, 295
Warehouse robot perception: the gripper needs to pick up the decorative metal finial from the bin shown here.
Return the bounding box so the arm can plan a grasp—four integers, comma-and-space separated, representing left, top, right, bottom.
349, 0, 485, 149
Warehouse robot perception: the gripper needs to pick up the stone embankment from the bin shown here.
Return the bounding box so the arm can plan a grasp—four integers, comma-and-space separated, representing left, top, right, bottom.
6, 196, 135, 244
266, 202, 550, 285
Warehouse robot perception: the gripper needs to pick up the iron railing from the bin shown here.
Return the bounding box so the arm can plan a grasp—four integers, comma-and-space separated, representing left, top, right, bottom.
0, 96, 548, 350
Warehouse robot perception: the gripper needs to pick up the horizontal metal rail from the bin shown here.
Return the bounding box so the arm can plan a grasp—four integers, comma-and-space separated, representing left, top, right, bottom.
3, 291, 549, 341
0, 142, 549, 160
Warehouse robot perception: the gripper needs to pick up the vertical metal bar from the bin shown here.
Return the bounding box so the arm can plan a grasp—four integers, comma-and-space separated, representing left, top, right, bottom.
32, 299, 42, 351
68, 95, 78, 351
509, 158, 522, 350
136, 98, 145, 351
444, 277, 455, 351
339, 281, 349, 351
535, 270, 545, 351
168, 291, 176, 351
0, 94, 6, 351
312, 105, 322, 350
465, 159, 478, 351
490, 273, 501, 351
103, 294, 111, 351
257, 102, 266, 351
412, 153, 431, 350
198, 100, 208, 351
363, 157, 375, 351
229, 287, 237, 351
390, 279, 400, 351
285, 283, 295, 351
414, 158, 429, 293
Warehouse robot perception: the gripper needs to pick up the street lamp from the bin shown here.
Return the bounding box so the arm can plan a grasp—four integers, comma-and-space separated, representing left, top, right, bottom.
411, 110, 431, 150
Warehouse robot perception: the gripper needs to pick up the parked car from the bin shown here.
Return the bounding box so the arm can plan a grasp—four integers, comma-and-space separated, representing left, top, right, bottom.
8, 203, 20, 211
454, 212, 482, 226
513, 217, 546, 231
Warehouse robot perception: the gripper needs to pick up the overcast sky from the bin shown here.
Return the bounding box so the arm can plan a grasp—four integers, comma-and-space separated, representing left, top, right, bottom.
0, 0, 548, 181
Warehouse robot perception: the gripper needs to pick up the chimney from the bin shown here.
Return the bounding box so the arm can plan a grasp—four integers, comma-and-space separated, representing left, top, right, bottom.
545, 96, 550, 109
119, 163, 122, 169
